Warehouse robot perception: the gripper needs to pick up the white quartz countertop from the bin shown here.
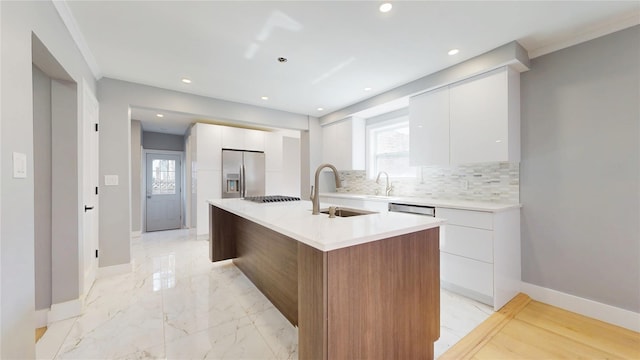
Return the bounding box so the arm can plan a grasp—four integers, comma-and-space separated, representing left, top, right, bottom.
208, 198, 445, 252
319, 192, 521, 212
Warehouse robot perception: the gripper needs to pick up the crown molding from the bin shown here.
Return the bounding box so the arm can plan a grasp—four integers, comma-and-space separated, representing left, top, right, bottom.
52, 0, 102, 79
528, 10, 640, 59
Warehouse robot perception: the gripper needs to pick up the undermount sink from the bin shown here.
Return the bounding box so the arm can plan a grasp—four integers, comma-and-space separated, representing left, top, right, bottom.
319, 207, 378, 217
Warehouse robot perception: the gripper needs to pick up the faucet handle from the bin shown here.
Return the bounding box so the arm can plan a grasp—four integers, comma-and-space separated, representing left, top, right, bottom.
309, 185, 315, 200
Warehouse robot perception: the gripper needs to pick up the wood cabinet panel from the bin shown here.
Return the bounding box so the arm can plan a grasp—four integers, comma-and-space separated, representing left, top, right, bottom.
211, 204, 441, 358
209, 205, 237, 262
326, 229, 440, 360
233, 216, 298, 325
298, 243, 328, 360
210, 205, 298, 325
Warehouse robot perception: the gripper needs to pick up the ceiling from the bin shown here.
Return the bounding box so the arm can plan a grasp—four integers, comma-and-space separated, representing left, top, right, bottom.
64, 1, 639, 134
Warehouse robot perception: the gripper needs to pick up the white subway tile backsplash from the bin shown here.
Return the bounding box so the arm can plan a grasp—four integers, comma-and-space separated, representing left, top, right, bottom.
336, 162, 519, 203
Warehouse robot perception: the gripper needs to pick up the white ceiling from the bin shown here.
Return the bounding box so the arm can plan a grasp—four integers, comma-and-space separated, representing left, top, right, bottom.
64, 1, 639, 134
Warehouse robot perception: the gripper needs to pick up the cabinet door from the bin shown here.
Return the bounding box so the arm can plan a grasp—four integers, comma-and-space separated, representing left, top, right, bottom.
409, 87, 450, 166
322, 121, 352, 171
264, 132, 283, 171
222, 126, 245, 149
196, 124, 222, 171
244, 129, 265, 151
450, 68, 508, 164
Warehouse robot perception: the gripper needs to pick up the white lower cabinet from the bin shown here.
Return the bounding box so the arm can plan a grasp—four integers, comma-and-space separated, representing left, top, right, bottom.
437, 207, 520, 310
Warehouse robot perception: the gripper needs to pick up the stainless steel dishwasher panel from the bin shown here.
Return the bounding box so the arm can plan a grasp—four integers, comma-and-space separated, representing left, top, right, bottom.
388, 202, 436, 216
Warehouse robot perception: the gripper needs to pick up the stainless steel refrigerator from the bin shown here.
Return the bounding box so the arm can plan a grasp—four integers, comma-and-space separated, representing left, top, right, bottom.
222, 149, 265, 198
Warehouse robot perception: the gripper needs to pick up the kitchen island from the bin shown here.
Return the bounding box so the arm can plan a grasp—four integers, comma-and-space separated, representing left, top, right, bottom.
208, 198, 445, 359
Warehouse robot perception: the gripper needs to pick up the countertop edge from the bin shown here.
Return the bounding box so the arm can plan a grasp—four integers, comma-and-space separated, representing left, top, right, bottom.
208, 199, 445, 252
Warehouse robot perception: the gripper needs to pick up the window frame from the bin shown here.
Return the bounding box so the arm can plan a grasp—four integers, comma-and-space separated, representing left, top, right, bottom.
366, 115, 418, 180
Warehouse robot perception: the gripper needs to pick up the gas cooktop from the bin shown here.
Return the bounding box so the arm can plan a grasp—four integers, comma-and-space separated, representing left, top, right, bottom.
243, 195, 301, 203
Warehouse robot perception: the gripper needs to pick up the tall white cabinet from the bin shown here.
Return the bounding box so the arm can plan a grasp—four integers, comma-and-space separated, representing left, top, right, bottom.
190, 123, 223, 237
188, 123, 299, 237
409, 66, 520, 166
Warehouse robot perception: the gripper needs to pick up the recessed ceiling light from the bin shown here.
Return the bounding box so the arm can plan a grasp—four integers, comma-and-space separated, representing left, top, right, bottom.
379, 3, 392, 13
181, 78, 192, 84
364, 87, 372, 91
448, 49, 460, 56
156, 114, 164, 118
261, 96, 269, 100
317, 107, 324, 111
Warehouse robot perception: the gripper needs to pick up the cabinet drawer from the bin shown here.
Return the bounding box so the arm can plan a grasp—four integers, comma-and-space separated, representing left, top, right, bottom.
441, 252, 493, 298
441, 225, 493, 263
436, 208, 493, 229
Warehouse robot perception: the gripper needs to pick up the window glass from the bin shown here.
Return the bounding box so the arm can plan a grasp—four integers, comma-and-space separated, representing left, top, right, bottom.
152, 159, 176, 195
368, 117, 417, 178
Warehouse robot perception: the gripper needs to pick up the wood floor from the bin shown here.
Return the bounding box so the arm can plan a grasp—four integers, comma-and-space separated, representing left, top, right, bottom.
440, 293, 640, 359
35, 326, 47, 343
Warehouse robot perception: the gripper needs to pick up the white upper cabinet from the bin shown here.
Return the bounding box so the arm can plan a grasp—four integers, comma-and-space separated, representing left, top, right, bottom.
221, 126, 265, 151
449, 67, 520, 164
322, 117, 365, 171
408, 66, 520, 166
222, 126, 245, 149
409, 86, 450, 166
244, 129, 265, 152
264, 132, 283, 172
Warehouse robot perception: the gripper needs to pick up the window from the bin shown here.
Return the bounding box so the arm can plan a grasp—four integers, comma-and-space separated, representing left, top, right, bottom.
151, 159, 176, 195
367, 116, 417, 178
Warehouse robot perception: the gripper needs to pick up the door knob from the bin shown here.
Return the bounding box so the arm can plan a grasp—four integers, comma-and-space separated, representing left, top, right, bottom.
84, 205, 94, 212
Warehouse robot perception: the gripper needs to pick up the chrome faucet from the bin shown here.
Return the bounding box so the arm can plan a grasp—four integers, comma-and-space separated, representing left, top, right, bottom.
310, 163, 342, 215
376, 171, 392, 196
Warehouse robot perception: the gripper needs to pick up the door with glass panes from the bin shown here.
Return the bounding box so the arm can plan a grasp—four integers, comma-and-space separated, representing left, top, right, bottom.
146, 153, 182, 231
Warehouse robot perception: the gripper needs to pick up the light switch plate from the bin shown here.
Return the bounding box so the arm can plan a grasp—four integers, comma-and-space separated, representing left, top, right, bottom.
104, 175, 119, 186
13, 152, 27, 178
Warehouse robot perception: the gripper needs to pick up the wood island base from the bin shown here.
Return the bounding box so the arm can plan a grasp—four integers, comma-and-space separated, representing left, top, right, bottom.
210, 205, 440, 360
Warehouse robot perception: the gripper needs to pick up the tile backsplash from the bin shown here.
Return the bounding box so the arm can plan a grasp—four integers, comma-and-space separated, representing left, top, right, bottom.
335, 162, 519, 203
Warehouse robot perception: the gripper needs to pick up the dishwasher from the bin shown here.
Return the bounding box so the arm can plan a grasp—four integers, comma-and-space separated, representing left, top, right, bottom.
388, 202, 436, 217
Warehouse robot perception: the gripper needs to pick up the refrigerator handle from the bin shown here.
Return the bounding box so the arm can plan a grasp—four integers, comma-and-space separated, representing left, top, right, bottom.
241, 164, 246, 197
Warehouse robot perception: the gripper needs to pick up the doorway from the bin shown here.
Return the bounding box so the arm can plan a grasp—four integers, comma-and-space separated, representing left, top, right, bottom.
145, 152, 183, 232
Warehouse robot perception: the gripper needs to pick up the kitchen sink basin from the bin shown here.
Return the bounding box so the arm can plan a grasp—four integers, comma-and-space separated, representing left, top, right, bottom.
319, 207, 378, 217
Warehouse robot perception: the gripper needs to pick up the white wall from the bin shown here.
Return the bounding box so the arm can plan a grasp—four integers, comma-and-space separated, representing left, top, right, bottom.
33, 65, 53, 311
97, 78, 309, 266
0, 2, 96, 357
520, 25, 640, 312
142, 131, 184, 151
131, 120, 142, 233
51, 79, 80, 304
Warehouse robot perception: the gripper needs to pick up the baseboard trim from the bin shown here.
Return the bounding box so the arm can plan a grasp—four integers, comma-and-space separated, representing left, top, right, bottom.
96, 262, 132, 278
35, 308, 49, 328
131, 230, 141, 238
197, 234, 209, 241
48, 299, 82, 324
521, 281, 640, 332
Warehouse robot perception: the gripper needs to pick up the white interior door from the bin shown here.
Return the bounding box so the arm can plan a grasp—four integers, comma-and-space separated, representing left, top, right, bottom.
146, 153, 182, 232
82, 82, 99, 296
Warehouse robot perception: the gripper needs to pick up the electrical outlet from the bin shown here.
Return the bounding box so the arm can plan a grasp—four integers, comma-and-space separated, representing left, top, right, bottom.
461, 180, 469, 190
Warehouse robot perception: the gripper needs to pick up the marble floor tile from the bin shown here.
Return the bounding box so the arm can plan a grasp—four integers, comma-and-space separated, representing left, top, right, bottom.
46, 228, 492, 359
164, 316, 276, 359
